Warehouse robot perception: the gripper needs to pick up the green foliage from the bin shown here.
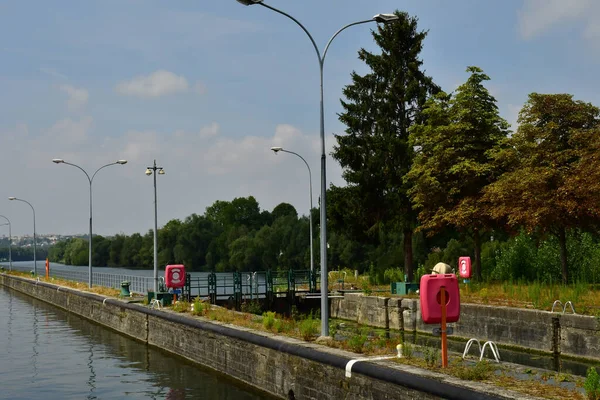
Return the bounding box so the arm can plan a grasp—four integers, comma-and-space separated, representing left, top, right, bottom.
423, 346, 440, 368
347, 333, 368, 353
329, 10, 439, 283
172, 301, 190, 313
585, 367, 600, 400
262, 311, 276, 330
484, 93, 600, 284
383, 268, 404, 283
453, 361, 494, 381
298, 314, 319, 341
407, 66, 509, 280
192, 297, 205, 316
241, 301, 262, 315
402, 343, 414, 359
361, 279, 372, 296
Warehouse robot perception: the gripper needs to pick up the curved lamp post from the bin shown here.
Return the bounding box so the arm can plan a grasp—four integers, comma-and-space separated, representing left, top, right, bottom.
52, 158, 128, 288
0, 215, 12, 271
145, 160, 165, 295
8, 197, 36, 275
238, 0, 399, 337
270, 147, 314, 287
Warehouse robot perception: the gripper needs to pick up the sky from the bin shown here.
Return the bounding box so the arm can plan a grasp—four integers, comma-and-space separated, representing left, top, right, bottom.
0, 0, 599, 237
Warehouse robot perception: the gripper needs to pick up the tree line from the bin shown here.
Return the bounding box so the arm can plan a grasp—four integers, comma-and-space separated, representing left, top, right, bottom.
12, 10, 600, 284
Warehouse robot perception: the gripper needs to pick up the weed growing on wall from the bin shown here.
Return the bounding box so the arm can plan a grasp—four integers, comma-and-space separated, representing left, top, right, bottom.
585, 367, 600, 400
262, 311, 276, 330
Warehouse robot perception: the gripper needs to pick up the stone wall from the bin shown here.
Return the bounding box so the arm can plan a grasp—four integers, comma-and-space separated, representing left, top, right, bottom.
1, 274, 530, 400
331, 292, 600, 360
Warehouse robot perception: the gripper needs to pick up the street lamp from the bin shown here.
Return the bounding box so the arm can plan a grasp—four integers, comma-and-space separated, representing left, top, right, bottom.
52, 158, 128, 288
0, 215, 12, 271
8, 197, 36, 275
238, 0, 399, 337
270, 146, 314, 288
145, 160, 165, 295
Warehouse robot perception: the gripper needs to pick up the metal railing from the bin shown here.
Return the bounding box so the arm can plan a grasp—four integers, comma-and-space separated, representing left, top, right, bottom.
2, 263, 152, 294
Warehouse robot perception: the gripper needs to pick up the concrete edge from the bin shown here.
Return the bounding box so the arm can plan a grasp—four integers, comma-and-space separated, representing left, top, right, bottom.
3, 274, 536, 400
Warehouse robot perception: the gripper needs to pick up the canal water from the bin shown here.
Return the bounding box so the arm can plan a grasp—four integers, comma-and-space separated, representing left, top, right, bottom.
0, 286, 275, 399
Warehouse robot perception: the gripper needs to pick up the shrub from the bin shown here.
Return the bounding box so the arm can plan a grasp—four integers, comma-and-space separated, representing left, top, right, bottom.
262, 311, 276, 330
241, 300, 262, 315
423, 346, 440, 368
585, 367, 600, 400
383, 268, 404, 284
299, 315, 319, 341
347, 334, 368, 353
192, 297, 205, 316
172, 301, 190, 313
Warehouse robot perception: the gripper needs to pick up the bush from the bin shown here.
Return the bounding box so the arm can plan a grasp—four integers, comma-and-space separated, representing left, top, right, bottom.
423, 346, 440, 368
298, 315, 319, 341
172, 301, 190, 313
192, 297, 205, 316
383, 268, 404, 284
262, 311, 276, 330
347, 334, 368, 353
585, 367, 600, 400
241, 301, 262, 315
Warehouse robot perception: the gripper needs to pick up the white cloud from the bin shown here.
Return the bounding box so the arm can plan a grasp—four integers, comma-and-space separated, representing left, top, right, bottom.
198, 122, 219, 138
1, 118, 346, 237
59, 84, 89, 111
115, 70, 190, 98
518, 0, 598, 39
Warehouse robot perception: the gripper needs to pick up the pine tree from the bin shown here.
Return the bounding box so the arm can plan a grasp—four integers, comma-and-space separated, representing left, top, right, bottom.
330, 11, 439, 281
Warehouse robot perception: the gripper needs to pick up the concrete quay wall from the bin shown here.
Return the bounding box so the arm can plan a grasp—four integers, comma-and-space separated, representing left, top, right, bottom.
0, 274, 531, 400
331, 293, 597, 360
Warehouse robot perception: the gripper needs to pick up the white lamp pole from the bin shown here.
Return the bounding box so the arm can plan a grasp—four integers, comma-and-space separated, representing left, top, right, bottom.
270, 147, 314, 283
8, 197, 36, 275
0, 215, 12, 271
146, 160, 165, 295
237, 0, 399, 337
53, 159, 128, 288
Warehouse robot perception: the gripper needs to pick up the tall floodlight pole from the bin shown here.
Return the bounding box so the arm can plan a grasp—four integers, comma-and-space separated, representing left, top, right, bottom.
145, 160, 165, 295
270, 147, 314, 285
237, 0, 399, 337
0, 215, 12, 270
8, 198, 36, 275
53, 159, 128, 288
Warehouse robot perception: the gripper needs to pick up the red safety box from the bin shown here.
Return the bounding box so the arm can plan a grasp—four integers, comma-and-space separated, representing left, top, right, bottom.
165, 264, 186, 288
420, 274, 460, 324
458, 257, 471, 279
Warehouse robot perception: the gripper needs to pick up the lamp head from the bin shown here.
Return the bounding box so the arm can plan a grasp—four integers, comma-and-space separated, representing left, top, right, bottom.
271, 146, 283, 153
145, 169, 152, 176
8, 197, 16, 201
158, 169, 165, 175
52, 159, 64, 164
117, 160, 128, 165
236, 0, 263, 5
373, 13, 399, 23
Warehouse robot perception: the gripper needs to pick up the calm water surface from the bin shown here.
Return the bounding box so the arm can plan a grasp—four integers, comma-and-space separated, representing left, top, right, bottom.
0, 286, 274, 399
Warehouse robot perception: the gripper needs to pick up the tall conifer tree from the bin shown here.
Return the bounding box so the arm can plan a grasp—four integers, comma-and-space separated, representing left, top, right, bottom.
330, 11, 438, 281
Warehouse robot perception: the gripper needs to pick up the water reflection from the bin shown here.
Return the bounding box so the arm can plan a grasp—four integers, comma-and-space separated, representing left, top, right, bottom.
0, 287, 274, 400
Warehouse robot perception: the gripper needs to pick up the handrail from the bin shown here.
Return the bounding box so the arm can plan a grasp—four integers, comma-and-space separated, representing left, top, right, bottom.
551, 300, 576, 314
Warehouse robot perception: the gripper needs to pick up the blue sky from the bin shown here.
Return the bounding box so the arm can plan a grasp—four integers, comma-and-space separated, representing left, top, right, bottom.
0, 0, 599, 236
